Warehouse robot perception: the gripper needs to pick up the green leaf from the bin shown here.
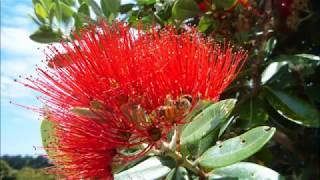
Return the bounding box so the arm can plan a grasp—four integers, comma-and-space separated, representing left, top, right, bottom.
78, 3, 90, 16
29, 26, 63, 43
273, 54, 320, 63
261, 62, 288, 85
88, 0, 103, 17
198, 16, 214, 33
181, 99, 236, 146
165, 167, 189, 180
263, 37, 277, 57
238, 98, 269, 128
59, 1, 75, 17
184, 128, 219, 158
119, 4, 135, 14
101, 0, 120, 18
172, 0, 202, 20
264, 87, 320, 127
218, 116, 235, 138
137, 0, 156, 5
35, 3, 48, 20
184, 100, 213, 123
208, 162, 283, 180
295, 54, 320, 61
165, 168, 176, 180
213, 0, 237, 10
114, 156, 175, 180
198, 126, 276, 170
41, 118, 58, 158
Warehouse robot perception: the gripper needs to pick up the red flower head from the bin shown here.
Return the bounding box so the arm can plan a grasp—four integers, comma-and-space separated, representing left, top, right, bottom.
20, 21, 247, 179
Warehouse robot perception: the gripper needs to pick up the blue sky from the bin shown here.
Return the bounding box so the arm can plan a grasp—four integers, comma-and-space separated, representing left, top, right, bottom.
1, 0, 47, 155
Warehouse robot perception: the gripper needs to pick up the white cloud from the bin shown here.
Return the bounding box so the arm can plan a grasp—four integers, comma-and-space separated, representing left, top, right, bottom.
1, 75, 35, 99
1, 27, 45, 57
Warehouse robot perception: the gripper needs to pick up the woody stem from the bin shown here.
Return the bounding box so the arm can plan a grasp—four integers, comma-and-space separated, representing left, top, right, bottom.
161, 142, 206, 178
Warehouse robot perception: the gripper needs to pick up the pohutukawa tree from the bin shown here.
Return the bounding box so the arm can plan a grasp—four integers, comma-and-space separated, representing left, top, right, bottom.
17, 21, 282, 179
22, 0, 320, 179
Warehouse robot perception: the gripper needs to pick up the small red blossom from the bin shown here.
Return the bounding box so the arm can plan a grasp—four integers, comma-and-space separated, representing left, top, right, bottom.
277, 0, 293, 18
198, 0, 211, 12
21, 21, 247, 179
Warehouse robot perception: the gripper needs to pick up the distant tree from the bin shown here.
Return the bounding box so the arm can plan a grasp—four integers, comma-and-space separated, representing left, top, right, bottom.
15, 167, 55, 180
0, 160, 15, 180
1, 156, 52, 170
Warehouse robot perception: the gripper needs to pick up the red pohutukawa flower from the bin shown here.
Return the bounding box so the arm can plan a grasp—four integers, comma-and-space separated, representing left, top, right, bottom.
20, 21, 247, 179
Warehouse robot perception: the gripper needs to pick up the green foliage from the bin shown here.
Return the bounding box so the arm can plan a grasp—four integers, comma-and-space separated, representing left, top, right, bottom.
198, 126, 275, 170
165, 167, 189, 180
208, 162, 283, 180
27, 0, 320, 179
265, 87, 320, 127
1, 160, 14, 180
172, 0, 201, 20
114, 156, 175, 180
181, 99, 236, 145
1, 156, 55, 179
15, 167, 55, 180
29, 25, 63, 43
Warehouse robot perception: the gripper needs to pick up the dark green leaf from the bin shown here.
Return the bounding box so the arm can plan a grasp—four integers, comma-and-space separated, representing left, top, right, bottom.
295, 54, 320, 61
61, 0, 75, 6
101, 0, 120, 18
198, 16, 214, 33
172, 0, 202, 20
114, 156, 174, 180
238, 98, 269, 128
78, 3, 90, 16
181, 99, 236, 145
184, 100, 213, 123
137, 0, 156, 6
198, 126, 276, 170
119, 4, 135, 13
218, 116, 235, 138
213, 0, 237, 10
184, 128, 219, 158
261, 62, 288, 85
208, 162, 283, 180
265, 87, 320, 127
29, 26, 63, 43
273, 54, 320, 63
263, 37, 277, 57
73, 13, 83, 32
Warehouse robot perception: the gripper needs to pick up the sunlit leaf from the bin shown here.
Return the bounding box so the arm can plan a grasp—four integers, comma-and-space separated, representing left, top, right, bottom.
181, 99, 236, 146
198, 126, 276, 170
265, 87, 320, 127
114, 156, 175, 180
208, 162, 283, 180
